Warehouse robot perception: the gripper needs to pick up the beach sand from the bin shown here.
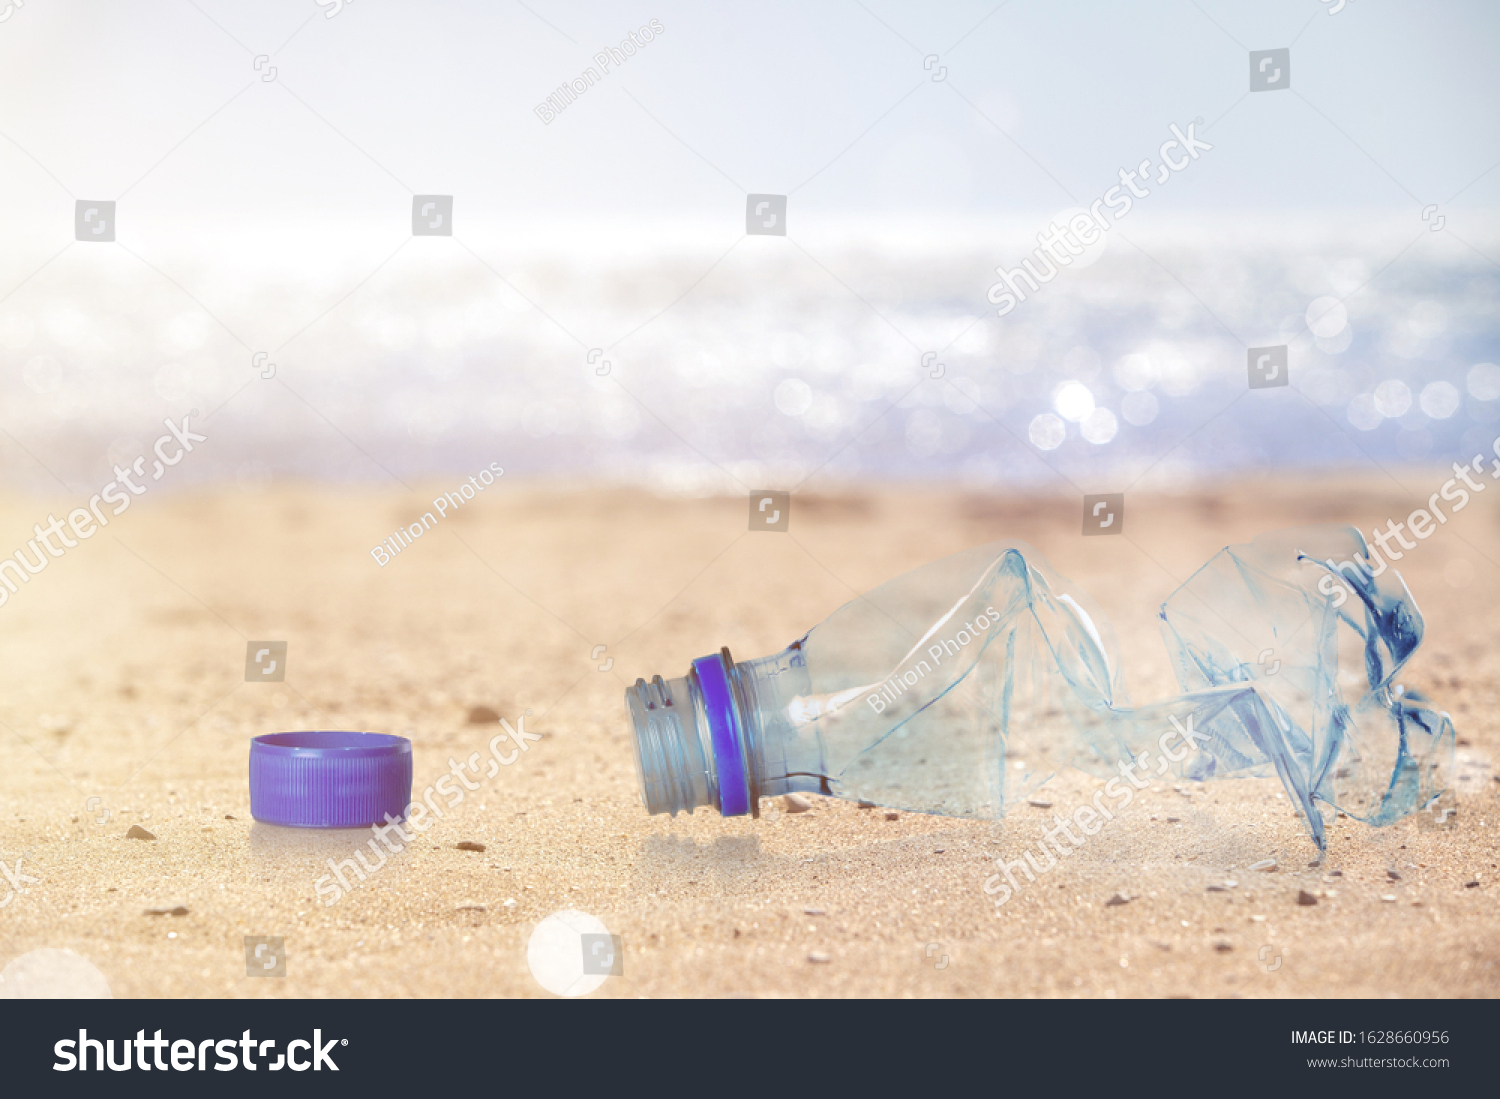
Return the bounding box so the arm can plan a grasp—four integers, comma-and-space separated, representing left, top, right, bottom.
0, 476, 1495, 998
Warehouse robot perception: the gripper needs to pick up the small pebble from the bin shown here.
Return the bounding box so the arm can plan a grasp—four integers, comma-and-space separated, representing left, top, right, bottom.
502, 899, 517, 908
126, 825, 156, 841
1249, 859, 1276, 872
1027, 799, 1052, 809
456, 841, 486, 853
1387, 869, 1401, 881
1105, 893, 1131, 907
857, 800, 876, 810
466, 706, 500, 724
1207, 885, 1228, 893
884, 811, 900, 821
784, 794, 813, 813
1464, 881, 1480, 888
1250, 915, 1267, 922
456, 904, 487, 913
1380, 894, 1397, 902
1296, 891, 1318, 907
144, 906, 188, 917
803, 907, 825, 916
807, 952, 831, 964
224, 814, 236, 820
1213, 942, 1233, 953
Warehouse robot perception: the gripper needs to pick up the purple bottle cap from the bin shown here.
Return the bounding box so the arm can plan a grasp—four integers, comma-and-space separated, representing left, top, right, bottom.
249, 732, 412, 828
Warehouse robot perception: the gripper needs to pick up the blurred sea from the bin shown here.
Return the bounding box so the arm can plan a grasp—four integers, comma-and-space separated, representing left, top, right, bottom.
2, 216, 1497, 496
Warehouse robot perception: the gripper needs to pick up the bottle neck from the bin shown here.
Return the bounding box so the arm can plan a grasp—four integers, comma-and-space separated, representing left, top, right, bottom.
627, 672, 715, 816
628, 644, 824, 817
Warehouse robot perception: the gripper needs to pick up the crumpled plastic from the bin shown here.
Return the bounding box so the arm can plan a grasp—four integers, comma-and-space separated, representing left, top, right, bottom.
661, 524, 1453, 853
986, 524, 1454, 850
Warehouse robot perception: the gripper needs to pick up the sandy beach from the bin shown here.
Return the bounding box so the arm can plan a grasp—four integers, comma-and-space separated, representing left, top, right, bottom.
0, 476, 1495, 998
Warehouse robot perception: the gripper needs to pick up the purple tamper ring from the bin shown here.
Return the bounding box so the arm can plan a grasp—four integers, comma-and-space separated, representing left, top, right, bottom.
249, 732, 412, 828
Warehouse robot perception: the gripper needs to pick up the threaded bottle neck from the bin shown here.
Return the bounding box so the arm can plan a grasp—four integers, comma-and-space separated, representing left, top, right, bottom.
628, 649, 760, 817
628, 673, 715, 816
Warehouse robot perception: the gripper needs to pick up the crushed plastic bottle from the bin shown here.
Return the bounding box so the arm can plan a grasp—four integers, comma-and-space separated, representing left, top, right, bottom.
627, 525, 1454, 850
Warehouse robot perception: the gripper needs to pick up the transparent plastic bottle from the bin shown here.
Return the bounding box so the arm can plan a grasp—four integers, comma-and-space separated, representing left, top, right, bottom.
628, 540, 1133, 822
626, 529, 1453, 849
